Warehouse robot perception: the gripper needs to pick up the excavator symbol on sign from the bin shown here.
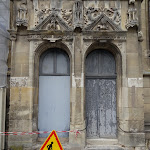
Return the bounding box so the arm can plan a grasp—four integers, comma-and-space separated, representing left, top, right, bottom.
47, 142, 53, 150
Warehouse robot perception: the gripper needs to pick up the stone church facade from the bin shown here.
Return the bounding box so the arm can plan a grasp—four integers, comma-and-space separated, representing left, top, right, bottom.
7, 0, 150, 149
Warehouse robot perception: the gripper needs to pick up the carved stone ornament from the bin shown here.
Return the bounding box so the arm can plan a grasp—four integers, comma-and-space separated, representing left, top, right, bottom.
84, 6, 121, 31
126, 7, 138, 29
62, 9, 73, 26
84, 13, 121, 31
10, 77, 28, 87
16, 0, 28, 27
27, 34, 73, 41
138, 31, 143, 42
73, 1, 83, 29
83, 35, 126, 41
34, 8, 72, 31
129, 0, 135, 4
33, 2, 122, 32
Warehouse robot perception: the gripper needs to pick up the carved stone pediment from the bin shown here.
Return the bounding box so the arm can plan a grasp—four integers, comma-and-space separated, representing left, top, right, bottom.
84, 13, 122, 31
34, 13, 72, 31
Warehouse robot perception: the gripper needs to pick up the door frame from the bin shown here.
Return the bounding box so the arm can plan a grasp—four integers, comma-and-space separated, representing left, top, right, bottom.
84, 42, 122, 144
32, 42, 72, 143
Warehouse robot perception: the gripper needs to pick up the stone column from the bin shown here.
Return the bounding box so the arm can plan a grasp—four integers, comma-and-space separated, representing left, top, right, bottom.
69, 33, 86, 148
0, 88, 6, 149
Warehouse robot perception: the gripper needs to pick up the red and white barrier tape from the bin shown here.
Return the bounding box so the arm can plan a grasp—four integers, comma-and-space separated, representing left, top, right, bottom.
0, 130, 81, 137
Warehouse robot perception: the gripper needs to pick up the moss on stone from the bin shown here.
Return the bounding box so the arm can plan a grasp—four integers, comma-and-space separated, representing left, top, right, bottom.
10, 146, 23, 150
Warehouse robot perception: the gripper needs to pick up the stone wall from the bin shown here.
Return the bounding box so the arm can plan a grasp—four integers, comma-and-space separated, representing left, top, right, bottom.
8, 0, 146, 150
141, 0, 150, 149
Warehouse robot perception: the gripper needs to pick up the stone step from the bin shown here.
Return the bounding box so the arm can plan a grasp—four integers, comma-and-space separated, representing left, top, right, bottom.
85, 146, 125, 150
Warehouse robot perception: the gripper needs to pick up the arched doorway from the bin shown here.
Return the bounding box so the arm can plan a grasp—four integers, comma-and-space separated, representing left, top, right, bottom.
38, 48, 70, 138
86, 49, 117, 139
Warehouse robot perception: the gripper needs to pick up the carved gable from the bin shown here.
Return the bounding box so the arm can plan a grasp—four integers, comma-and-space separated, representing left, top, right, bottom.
34, 13, 72, 31
84, 13, 122, 31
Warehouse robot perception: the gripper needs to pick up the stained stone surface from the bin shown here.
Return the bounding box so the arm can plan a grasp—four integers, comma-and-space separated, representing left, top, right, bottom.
7, 0, 148, 149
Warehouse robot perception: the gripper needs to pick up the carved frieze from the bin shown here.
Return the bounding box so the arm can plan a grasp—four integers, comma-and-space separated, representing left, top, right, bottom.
32, 1, 122, 32
84, 6, 121, 26
34, 8, 72, 31
10, 77, 28, 87
83, 35, 126, 41
16, 0, 28, 27
83, 5, 121, 31
28, 34, 73, 41
84, 13, 122, 31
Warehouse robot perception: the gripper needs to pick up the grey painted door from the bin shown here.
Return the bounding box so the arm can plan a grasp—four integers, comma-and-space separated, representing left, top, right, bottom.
38, 49, 70, 138
86, 50, 117, 138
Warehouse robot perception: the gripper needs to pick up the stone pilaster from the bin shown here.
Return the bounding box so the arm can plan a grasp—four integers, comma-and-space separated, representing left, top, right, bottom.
69, 33, 86, 148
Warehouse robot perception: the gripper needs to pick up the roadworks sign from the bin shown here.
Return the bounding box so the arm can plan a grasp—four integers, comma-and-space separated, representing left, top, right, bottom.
40, 130, 63, 150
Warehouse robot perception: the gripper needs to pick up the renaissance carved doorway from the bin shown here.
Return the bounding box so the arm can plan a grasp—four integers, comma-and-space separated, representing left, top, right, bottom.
86, 50, 117, 138
38, 48, 70, 138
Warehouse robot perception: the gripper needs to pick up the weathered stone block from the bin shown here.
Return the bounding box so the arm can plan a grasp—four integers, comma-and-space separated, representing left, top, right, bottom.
10, 87, 20, 102
144, 88, 150, 97
144, 96, 150, 104
9, 119, 32, 132
21, 64, 29, 76
122, 107, 144, 121
15, 52, 29, 64
118, 132, 145, 147
126, 53, 139, 67
120, 120, 144, 132
144, 104, 150, 113
14, 64, 22, 76
145, 113, 150, 122
21, 87, 33, 106
127, 66, 140, 78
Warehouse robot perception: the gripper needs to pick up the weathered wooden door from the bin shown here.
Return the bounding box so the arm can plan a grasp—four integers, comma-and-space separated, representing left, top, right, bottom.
86, 50, 117, 138
38, 49, 70, 138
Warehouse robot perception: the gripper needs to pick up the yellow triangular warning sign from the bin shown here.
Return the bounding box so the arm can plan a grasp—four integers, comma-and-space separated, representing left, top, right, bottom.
40, 130, 63, 150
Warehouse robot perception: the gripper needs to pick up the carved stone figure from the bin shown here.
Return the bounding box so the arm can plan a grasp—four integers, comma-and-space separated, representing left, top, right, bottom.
126, 7, 138, 29
97, 18, 109, 30
16, 0, 28, 27
73, 1, 83, 28
46, 17, 60, 30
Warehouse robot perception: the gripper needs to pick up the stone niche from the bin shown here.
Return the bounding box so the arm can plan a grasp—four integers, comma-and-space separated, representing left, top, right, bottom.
8, 0, 145, 150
